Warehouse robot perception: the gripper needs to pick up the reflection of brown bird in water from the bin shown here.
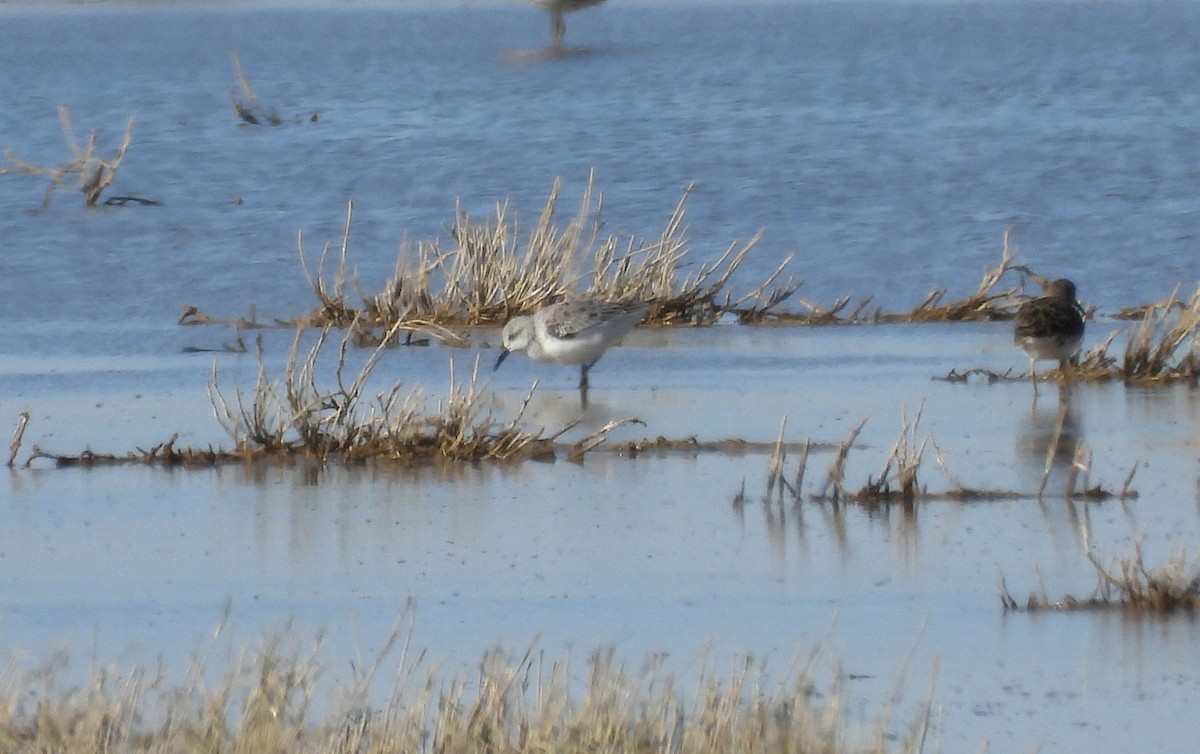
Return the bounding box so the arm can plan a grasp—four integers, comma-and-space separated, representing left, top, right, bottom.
527, 0, 607, 49
1014, 278, 1085, 394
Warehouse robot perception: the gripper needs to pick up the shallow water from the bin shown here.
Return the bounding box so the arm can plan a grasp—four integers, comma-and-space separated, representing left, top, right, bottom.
6, 322, 1200, 749
3, 0, 1200, 750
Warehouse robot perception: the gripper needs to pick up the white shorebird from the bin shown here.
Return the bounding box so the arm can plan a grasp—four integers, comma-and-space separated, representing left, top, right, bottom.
1013, 278, 1085, 394
494, 299, 650, 405
526, 0, 607, 49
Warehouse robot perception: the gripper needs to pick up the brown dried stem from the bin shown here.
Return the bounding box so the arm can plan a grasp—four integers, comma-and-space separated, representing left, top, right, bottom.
1, 106, 134, 207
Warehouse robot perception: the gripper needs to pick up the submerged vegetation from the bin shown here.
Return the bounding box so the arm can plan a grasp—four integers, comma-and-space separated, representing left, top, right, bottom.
0, 625, 932, 754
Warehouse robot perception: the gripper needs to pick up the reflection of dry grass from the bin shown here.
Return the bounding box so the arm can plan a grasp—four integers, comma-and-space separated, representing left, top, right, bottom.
0, 625, 933, 754
1001, 541, 1200, 613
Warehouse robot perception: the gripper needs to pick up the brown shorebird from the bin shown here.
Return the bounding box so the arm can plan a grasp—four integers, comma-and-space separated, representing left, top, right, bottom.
1014, 278, 1085, 394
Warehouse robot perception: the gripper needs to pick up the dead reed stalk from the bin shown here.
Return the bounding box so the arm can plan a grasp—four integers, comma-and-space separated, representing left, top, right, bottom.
8, 411, 29, 468
231, 52, 283, 125
0, 106, 134, 207
813, 418, 869, 504
860, 403, 928, 503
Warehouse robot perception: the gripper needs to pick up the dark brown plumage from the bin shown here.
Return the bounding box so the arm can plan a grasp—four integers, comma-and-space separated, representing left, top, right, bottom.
1014, 278, 1085, 392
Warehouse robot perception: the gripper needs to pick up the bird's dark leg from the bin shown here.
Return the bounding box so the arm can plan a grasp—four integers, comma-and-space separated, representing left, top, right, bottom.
578, 363, 593, 411
1029, 357, 1039, 398
551, 11, 566, 48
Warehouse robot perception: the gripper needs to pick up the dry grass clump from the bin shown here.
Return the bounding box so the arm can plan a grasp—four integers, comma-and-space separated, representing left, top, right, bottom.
1118, 283, 1200, 383
17, 329, 585, 468
943, 280, 1200, 387
208, 328, 558, 463
183, 176, 799, 343
0, 106, 135, 207
337, 176, 795, 335
760, 233, 1027, 327
882, 234, 1026, 324
0, 626, 931, 754
230, 52, 324, 126
745, 408, 1137, 509
231, 52, 282, 126
1001, 541, 1200, 613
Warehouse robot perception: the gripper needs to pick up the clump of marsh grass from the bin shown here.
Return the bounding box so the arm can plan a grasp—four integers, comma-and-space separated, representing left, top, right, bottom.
207, 327, 557, 463
944, 283, 1200, 387
0, 625, 933, 754
762, 232, 1027, 326
1001, 539, 1200, 613
22, 327, 613, 468
231, 52, 283, 126
230, 52, 319, 126
352, 176, 793, 332
1118, 283, 1200, 383
183, 176, 799, 342
0, 105, 135, 207
747, 408, 1137, 509
882, 233, 1025, 323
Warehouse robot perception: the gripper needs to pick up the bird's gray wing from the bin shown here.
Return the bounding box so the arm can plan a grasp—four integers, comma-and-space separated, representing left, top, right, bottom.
543, 301, 644, 340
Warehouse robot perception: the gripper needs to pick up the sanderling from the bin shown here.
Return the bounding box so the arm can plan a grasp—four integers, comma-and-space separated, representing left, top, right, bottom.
526, 0, 607, 48
494, 299, 650, 404
1014, 278, 1085, 394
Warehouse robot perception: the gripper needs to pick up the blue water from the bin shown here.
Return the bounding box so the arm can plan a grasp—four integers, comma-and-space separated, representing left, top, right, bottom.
1, 0, 1199, 361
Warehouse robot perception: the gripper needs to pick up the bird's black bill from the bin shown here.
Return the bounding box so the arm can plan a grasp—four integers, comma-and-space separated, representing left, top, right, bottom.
493, 349, 510, 372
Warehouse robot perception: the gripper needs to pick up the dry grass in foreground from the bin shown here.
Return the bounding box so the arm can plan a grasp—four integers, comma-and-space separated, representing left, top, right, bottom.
1001, 540, 1200, 613
0, 626, 933, 754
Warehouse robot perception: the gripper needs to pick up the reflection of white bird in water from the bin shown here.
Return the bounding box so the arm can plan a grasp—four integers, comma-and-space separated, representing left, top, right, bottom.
527, 0, 607, 49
